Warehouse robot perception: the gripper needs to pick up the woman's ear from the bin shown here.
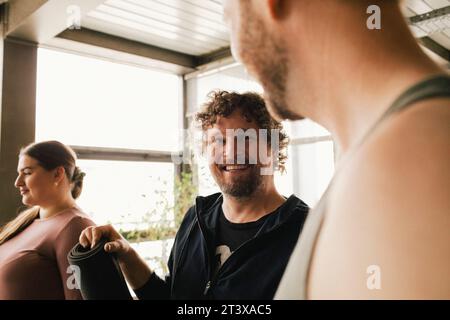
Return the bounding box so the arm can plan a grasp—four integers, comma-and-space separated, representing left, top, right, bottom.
54, 166, 66, 185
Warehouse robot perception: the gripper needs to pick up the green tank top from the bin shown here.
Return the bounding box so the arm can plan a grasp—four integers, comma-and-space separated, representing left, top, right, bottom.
275, 74, 450, 299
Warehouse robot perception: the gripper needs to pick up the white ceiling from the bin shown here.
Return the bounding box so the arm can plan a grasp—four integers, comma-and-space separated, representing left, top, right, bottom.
82, 0, 229, 56
81, 0, 450, 57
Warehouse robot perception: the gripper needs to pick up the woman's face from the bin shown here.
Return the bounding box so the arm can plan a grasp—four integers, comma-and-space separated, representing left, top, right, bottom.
14, 155, 58, 207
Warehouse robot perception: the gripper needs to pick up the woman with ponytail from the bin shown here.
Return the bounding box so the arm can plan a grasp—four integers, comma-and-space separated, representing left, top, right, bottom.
0, 141, 95, 299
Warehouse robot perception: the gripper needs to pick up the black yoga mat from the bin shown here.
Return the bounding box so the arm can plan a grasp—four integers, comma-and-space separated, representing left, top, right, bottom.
67, 238, 133, 300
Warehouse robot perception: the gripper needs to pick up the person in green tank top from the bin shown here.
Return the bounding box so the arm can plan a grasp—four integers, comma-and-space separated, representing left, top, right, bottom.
222, 0, 450, 299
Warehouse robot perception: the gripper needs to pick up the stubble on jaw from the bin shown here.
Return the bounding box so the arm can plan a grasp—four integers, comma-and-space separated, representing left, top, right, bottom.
213, 164, 263, 198
237, 2, 303, 121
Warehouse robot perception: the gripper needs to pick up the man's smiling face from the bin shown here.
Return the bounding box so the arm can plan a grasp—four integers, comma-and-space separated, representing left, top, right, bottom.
206, 109, 271, 198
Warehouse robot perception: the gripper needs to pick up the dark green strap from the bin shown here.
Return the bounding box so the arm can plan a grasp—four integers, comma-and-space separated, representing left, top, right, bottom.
383, 74, 450, 118
361, 74, 450, 147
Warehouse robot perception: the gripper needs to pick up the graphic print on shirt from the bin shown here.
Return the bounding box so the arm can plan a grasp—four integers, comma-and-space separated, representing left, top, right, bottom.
215, 245, 232, 269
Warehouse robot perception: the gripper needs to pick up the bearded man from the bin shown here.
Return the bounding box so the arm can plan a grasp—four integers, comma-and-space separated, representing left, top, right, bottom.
79, 90, 309, 299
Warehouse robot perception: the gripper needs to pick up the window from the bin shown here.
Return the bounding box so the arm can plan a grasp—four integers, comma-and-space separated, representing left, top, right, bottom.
290, 141, 335, 206
76, 160, 174, 227
36, 48, 181, 151
36, 48, 183, 276
289, 119, 335, 206
185, 62, 263, 118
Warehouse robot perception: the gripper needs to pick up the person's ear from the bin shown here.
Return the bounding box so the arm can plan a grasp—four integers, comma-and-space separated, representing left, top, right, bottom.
54, 166, 66, 185
267, 0, 289, 20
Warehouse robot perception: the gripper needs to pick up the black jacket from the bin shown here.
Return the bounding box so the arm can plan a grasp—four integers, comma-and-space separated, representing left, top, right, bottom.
134, 192, 309, 300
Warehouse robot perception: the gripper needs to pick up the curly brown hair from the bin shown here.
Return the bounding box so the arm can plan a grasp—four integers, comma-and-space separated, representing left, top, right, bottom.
195, 90, 289, 172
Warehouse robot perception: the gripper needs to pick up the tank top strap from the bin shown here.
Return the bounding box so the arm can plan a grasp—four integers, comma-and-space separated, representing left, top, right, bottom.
358, 74, 450, 149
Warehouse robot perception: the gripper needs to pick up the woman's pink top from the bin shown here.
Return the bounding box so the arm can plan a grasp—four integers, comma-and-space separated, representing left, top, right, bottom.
0, 207, 95, 299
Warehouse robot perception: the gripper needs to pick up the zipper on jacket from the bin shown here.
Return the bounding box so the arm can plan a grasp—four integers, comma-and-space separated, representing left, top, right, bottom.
198, 227, 213, 296
203, 280, 211, 295
194, 200, 215, 297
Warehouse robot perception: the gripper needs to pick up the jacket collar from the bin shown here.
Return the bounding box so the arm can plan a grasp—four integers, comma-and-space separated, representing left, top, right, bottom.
194, 192, 308, 238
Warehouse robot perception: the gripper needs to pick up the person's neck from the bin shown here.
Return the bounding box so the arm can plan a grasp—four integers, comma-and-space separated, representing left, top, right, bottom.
222, 183, 286, 223
289, 5, 444, 157
39, 196, 76, 219
323, 58, 442, 157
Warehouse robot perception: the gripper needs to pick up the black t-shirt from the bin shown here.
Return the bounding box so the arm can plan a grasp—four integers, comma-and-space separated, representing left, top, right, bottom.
213, 206, 277, 275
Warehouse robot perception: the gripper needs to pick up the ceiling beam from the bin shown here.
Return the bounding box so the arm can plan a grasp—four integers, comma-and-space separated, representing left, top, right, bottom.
419, 36, 450, 63
56, 28, 197, 69
195, 47, 232, 67
71, 145, 177, 163
4, 0, 47, 34
408, 6, 450, 24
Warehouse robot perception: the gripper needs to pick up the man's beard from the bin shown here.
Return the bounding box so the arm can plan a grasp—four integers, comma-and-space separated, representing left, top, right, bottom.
216, 166, 263, 198
238, 3, 303, 121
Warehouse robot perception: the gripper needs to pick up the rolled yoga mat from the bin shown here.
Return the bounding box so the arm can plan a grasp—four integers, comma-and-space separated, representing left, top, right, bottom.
67, 238, 133, 300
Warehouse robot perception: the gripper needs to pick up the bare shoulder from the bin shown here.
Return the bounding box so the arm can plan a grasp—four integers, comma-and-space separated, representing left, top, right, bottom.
361, 99, 450, 189
368, 100, 449, 195
308, 101, 450, 299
